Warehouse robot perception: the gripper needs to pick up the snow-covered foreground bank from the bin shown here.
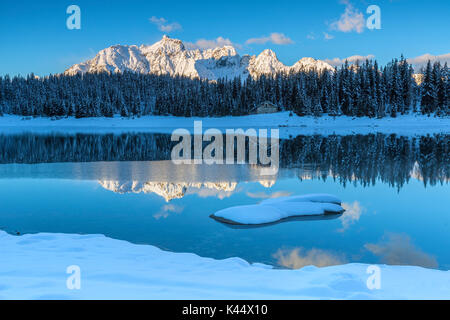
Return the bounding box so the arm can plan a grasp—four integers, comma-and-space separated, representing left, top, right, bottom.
0, 112, 449, 137
1, 231, 449, 300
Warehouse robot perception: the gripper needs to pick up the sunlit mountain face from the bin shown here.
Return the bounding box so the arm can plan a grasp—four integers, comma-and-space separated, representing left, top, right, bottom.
64, 35, 334, 80
98, 180, 239, 202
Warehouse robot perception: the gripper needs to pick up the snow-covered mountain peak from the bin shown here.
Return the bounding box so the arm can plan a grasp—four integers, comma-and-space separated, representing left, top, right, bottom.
292, 57, 335, 73
248, 49, 286, 76
203, 45, 238, 59
141, 35, 186, 55
65, 44, 148, 75
298, 57, 316, 63
216, 45, 237, 55
64, 36, 333, 79
259, 49, 277, 58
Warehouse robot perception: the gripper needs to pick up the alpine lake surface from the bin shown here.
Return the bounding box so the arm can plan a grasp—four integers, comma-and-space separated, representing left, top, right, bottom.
0, 131, 449, 270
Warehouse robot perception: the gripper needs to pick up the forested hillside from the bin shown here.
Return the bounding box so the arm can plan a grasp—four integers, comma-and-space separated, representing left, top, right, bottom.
0, 57, 448, 118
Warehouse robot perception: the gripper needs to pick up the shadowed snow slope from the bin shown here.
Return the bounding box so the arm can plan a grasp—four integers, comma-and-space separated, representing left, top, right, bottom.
211, 194, 344, 225
0, 231, 449, 299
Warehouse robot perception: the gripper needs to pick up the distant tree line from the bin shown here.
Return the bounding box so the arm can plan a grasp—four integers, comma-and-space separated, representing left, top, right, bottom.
0, 56, 448, 118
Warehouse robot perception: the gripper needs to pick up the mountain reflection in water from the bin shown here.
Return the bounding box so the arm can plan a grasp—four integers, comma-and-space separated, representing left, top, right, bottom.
0, 132, 448, 190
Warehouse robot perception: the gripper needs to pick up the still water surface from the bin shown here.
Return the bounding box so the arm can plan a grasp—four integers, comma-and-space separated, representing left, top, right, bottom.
0, 133, 448, 270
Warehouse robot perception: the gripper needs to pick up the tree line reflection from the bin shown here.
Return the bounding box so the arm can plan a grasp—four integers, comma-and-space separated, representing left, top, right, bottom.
0, 133, 448, 188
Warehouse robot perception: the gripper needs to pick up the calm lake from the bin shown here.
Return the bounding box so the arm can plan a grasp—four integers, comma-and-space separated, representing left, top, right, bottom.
0, 132, 449, 270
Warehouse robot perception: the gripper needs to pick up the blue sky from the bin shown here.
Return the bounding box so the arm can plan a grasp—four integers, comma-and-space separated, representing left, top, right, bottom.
0, 0, 449, 76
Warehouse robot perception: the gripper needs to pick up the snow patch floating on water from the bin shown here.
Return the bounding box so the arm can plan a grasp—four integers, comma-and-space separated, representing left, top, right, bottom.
211, 194, 344, 225
1, 231, 450, 299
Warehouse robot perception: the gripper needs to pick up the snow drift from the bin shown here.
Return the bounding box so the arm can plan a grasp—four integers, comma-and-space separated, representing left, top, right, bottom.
211, 194, 344, 225
1, 230, 450, 299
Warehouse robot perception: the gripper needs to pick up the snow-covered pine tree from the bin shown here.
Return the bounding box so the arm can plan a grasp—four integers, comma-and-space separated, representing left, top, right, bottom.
421, 60, 437, 114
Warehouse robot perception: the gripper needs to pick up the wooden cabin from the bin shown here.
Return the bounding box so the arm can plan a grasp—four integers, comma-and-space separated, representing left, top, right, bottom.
255, 101, 278, 114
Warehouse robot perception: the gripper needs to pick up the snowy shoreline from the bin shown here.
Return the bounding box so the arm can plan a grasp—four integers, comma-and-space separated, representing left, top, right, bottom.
0, 112, 449, 137
1, 230, 450, 300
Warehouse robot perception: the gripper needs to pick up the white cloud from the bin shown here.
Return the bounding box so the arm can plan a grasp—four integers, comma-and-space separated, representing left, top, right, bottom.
149, 16, 182, 33
407, 53, 450, 70
185, 37, 238, 50
365, 233, 438, 268
325, 54, 375, 67
246, 33, 294, 45
323, 32, 334, 40
330, 1, 365, 33
306, 32, 316, 40
153, 204, 184, 220
273, 247, 346, 269
338, 201, 364, 232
